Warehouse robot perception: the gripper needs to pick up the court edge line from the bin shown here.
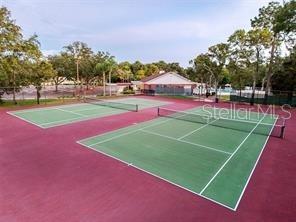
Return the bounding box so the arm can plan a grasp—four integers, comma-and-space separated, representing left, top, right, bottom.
39, 100, 170, 128
8, 102, 87, 114
199, 114, 266, 197
7, 107, 126, 129
233, 116, 278, 211
54, 108, 88, 117
77, 117, 168, 143
86, 117, 175, 146
76, 141, 236, 211
8, 99, 166, 129
8, 96, 162, 115
6, 111, 45, 129
40, 109, 127, 127
7, 97, 148, 114
140, 129, 232, 155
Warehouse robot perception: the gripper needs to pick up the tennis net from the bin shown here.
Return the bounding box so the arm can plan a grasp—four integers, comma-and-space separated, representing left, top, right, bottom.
157, 107, 285, 138
84, 97, 138, 112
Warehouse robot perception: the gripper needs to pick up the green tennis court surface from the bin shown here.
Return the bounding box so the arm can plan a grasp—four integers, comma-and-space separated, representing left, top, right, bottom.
8, 97, 169, 128
78, 106, 281, 210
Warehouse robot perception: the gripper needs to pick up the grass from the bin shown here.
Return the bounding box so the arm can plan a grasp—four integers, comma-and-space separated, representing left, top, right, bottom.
0, 94, 132, 108
159, 95, 195, 100
219, 95, 230, 101
0, 98, 79, 108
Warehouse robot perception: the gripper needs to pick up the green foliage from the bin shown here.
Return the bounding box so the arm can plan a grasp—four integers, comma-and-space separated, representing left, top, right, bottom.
271, 47, 296, 91
122, 86, 135, 94
28, 60, 55, 104
191, 53, 218, 84
47, 53, 74, 90
274, 0, 296, 34
0, 6, 44, 103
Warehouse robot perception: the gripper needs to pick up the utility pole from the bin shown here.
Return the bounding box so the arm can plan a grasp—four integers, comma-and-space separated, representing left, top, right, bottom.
109, 70, 112, 96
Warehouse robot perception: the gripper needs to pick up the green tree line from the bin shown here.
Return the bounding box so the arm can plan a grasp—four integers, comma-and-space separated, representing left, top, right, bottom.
191, 1, 295, 104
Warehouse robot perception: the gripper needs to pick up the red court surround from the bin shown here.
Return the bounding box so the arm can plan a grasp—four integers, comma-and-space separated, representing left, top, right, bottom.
0, 96, 295, 222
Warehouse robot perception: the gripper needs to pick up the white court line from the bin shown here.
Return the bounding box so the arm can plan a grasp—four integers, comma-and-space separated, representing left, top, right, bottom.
54, 108, 88, 117
8, 105, 127, 129
86, 117, 176, 147
76, 141, 236, 211
6, 111, 45, 129
199, 114, 267, 195
177, 118, 219, 140
67, 106, 105, 113
233, 116, 278, 211
40, 116, 85, 127
40, 109, 124, 127
81, 107, 206, 146
9, 102, 87, 114
140, 129, 232, 155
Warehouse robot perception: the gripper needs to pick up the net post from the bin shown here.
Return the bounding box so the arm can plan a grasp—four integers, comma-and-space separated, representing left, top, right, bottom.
280, 126, 285, 139
280, 118, 286, 139
136, 104, 138, 112
157, 107, 160, 116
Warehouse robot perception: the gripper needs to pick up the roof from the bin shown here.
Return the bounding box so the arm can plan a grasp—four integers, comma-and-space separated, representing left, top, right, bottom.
140, 72, 165, 83
140, 72, 195, 85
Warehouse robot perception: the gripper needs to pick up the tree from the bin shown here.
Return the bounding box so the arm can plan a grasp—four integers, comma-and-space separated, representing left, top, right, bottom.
251, 1, 295, 103
271, 46, 296, 103
131, 61, 146, 80
28, 60, 55, 104
152, 61, 185, 75
247, 28, 272, 104
95, 57, 117, 96
208, 43, 229, 99
145, 64, 159, 76
185, 67, 197, 82
190, 53, 218, 93
228, 29, 271, 104
117, 62, 133, 82
0, 7, 41, 104
274, 0, 296, 51
63, 41, 93, 91
48, 53, 75, 91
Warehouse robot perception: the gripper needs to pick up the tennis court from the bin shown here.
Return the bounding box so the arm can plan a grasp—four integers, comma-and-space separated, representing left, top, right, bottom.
8, 97, 169, 128
78, 106, 284, 210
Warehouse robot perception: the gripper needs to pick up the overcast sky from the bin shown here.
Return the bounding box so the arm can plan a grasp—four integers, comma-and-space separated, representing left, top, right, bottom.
1, 0, 271, 67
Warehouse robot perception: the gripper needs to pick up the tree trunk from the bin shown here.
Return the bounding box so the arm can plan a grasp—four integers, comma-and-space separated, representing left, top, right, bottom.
251, 78, 256, 106
12, 86, 16, 105
12, 71, 17, 105
264, 37, 276, 104
36, 86, 41, 105
251, 49, 260, 106
215, 79, 218, 103
86, 80, 89, 90
55, 82, 58, 92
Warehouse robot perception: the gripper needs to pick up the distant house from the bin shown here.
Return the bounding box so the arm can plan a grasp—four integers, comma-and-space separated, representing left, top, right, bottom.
140, 72, 196, 95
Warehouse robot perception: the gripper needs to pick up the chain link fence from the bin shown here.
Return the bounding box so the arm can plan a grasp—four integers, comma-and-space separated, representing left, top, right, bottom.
229, 90, 296, 106
0, 85, 121, 105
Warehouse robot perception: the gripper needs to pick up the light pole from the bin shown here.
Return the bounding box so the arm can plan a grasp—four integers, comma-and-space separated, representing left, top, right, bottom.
75, 55, 81, 96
